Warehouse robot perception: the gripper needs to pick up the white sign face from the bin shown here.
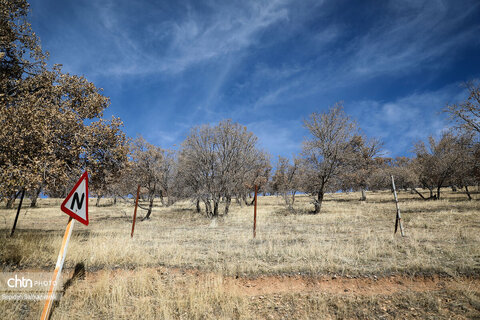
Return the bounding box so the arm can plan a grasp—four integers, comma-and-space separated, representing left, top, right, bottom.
61, 171, 89, 226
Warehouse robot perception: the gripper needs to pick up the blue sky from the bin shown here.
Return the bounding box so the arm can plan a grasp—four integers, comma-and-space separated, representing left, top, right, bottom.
29, 0, 480, 158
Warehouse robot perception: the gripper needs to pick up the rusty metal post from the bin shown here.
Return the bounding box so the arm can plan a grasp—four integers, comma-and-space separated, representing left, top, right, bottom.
131, 185, 140, 238
10, 188, 25, 237
253, 185, 258, 238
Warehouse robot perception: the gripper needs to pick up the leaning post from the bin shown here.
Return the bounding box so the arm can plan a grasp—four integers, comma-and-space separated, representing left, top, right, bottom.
391, 175, 405, 237
253, 184, 258, 238
10, 187, 26, 237
131, 185, 140, 238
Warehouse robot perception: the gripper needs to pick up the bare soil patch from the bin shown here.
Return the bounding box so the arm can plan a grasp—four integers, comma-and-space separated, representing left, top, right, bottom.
74, 266, 480, 297
226, 274, 480, 296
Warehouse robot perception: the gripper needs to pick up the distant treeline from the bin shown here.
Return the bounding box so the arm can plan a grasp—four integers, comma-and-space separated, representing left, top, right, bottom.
1, 1, 479, 218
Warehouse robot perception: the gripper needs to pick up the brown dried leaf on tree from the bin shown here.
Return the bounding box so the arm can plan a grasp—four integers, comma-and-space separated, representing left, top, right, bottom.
1, 1, 128, 210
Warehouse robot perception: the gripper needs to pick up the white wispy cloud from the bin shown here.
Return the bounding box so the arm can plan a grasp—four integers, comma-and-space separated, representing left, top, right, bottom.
245, 0, 480, 110
88, 0, 292, 76
32, 0, 480, 157
346, 0, 480, 77
350, 82, 470, 156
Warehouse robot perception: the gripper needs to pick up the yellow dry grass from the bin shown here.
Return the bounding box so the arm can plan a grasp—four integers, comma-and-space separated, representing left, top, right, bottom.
1, 188, 479, 319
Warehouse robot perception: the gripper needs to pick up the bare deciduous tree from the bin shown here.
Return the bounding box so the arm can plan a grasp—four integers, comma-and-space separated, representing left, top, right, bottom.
413, 133, 471, 200
301, 103, 358, 213
129, 137, 173, 220
178, 120, 268, 217
271, 156, 301, 211
340, 135, 383, 201
445, 81, 480, 135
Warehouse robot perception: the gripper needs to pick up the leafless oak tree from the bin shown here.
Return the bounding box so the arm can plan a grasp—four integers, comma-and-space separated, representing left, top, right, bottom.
178, 120, 269, 217
271, 156, 301, 211
413, 133, 472, 200
340, 135, 382, 201
445, 81, 480, 135
301, 103, 358, 213
129, 137, 174, 220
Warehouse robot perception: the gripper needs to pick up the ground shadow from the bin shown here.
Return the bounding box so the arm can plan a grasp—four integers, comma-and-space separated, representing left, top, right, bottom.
94, 215, 132, 223
402, 205, 478, 214
49, 263, 86, 320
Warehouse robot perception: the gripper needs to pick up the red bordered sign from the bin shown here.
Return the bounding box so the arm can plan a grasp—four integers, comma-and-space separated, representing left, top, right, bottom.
60, 171, 89, 225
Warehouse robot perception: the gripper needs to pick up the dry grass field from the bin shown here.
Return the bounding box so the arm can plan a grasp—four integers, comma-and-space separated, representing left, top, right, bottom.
1, 188, 479, 319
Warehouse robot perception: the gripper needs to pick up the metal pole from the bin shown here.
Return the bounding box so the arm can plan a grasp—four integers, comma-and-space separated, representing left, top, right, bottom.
253, 185, 257, 238
10, 187, 25, 237
131, 185, 140, 238
391, 175, 405, 237
41, 217, 75, 320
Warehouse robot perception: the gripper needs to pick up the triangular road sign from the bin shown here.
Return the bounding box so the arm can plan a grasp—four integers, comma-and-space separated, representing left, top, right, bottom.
61, 171, 89, 226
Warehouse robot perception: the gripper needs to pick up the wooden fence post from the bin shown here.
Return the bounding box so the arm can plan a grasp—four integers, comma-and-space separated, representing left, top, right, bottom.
253, 185, 258, 238
131, 185, 140, 238
10, 187, 25, 237
391, 175, 405, 237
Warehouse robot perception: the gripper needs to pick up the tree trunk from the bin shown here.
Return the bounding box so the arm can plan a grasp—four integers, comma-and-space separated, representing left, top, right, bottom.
360, 189, 366, 201
196, 199, 201, 213
6, 198, 14, 209
205, 200, 213, 217
292, 191, 296, 204
96, 195, 101, 207
143, 196, 154, 220
6, 190, 20, 209
159, 190, 165, 206
113, 196, 117, 205
213, 200, 219, 217
465, 185, 472, 200
30, 184, 43, 208
243, 194, 250, 206
436, 186, 441, 200
166, 191, 173, 207
224, 196, 232, 215
283, 191, 294, 211
314, 191, 324, 214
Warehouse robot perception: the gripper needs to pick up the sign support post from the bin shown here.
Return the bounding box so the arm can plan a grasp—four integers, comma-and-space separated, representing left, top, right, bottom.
41, 171, 88, 320
40, 217, 74, 320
